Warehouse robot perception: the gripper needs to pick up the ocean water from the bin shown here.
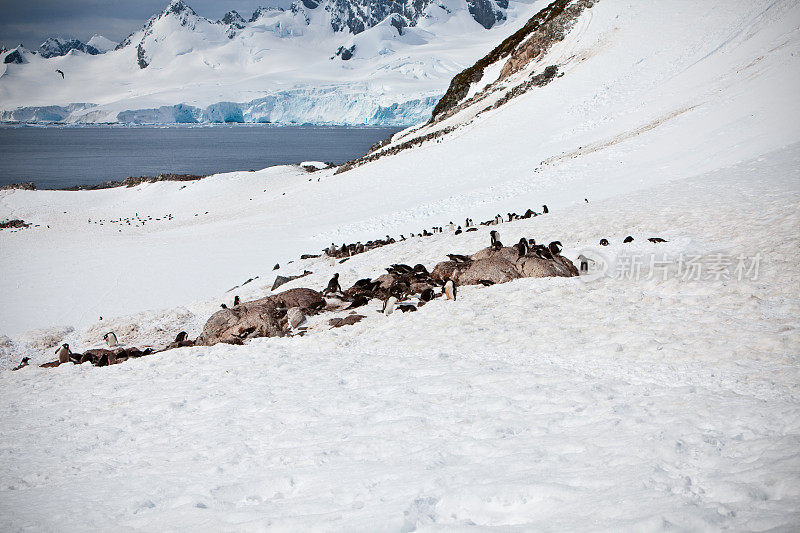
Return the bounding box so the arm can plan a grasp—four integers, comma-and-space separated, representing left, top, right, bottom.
0, 124, 402, 189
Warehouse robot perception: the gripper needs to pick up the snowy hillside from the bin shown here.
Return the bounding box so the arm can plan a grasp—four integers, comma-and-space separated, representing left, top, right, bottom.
0, 0, 799, 529
0, 0, 544, 125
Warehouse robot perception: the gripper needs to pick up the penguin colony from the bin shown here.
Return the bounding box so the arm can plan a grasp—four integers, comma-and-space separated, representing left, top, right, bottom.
17, 197, 668, 370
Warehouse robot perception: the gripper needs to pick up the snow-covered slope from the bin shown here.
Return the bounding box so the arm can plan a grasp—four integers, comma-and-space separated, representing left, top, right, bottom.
86, 34, 117, 53
0, 0, 799, 527
0, 0, 543, 125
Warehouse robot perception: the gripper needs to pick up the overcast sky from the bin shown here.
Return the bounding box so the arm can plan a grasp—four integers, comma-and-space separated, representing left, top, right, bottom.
0, 1, 289, 49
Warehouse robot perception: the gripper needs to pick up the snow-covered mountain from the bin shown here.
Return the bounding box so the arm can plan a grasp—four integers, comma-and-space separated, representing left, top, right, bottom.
86, 34, 117, 53
0, 0, 541, 125
1, 0, 799, 529
39, 37, 101, 58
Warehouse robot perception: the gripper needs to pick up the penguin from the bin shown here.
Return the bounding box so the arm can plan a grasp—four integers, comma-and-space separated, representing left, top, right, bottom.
325, 273, 342, 295
103, 332, 118, 348
577, 254, 594, 273
347, 295, 370, 309
516, 237, 529, 257
599, 238, 609, 246
490, 230, 501, 248
55, 343, 70, 364
383, 296, 398, 316
447, 254, 471, 263
549, 241, 562, 256
55, 69, 64, 79
273, 263, 280, 270
233, 295, 240, 307
477, 280, 495, 286
585, 198, 589, 203
444, 279, 457, 301
648, 237, 668, 243
12, 357, 30, 371
623, 236, 634, 243
419, 288, 435, 302
220, 303, 228, 309
175, 331, 188, 343
542, 205, 549, 214
534, 245, 553, 260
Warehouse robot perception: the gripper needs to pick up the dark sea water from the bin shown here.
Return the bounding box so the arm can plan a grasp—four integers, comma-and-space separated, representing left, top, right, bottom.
0, 124, 402, 189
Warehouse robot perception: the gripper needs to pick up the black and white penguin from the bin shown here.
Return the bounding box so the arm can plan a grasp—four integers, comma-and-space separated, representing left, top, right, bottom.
175, 331, 188, 343
55, 343, 71, 364
599, 238, 609, 246
577, 254, 594, 273
542, 204, 549, 214
103, 332, 118, 348
325, 273, 342, 294
233, 295, 240, 307
419, 288, 435, 302
444, 279, 457, 301
490, 230, 501, 248
347, 295, 370, 309
55, 69, 64, 79
383, 296, 398, 316
548, 241, 562, 256
648, 237, 668, 243
12, 357, 30, 371
516, 238, 529, 257
623, 236, 634, 243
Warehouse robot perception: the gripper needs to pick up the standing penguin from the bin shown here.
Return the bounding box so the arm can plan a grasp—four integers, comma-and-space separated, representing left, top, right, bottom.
233, 295, 240, 307
55, 343, 71, 364
516, 237, 529, 257
542, 205, 549, 214
490, 230, 502, 249
383, 296, 398, 316
577, 254, 595, 273
325, 273, 342, 295
444, 279, 457, 301
103, 332, 118, 348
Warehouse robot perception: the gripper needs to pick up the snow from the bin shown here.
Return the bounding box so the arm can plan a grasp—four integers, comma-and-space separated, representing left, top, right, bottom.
87, 34, 117, 53
0, 0, 545, 126
0, 0, 799, 528
1, 147, 799, 530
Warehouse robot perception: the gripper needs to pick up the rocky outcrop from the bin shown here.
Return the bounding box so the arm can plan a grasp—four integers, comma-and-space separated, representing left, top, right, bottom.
39, 38, 100, 59
430, 0, 596, 121
196, 288, 324, 346
197, 298, 284, 346
0, 182, 35, 190
432, 246, 578, 285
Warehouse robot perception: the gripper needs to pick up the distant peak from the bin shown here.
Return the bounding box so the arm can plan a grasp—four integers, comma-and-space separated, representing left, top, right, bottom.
164, 0, 196, 16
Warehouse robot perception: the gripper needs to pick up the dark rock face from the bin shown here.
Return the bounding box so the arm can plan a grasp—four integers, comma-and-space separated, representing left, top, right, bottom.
334, 45, 356, 60
3, 49, 26, 64
136, 42, 149, 69
39, 38, 100, 59
0, 182, 35, 190
467, 0, 507, 29
250, 6, 284, 22
430, 0, 594, 121
219, 10, 246, 38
